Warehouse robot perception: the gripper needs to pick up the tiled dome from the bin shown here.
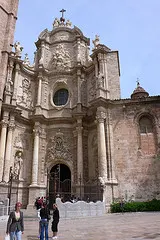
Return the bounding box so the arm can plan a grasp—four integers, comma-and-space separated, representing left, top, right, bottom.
131, 82, 149, 99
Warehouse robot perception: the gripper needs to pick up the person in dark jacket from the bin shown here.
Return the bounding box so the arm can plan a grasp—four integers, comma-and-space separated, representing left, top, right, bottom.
6, 202, 24, 240
52, 204, 60, 239
40, 203, 50, 240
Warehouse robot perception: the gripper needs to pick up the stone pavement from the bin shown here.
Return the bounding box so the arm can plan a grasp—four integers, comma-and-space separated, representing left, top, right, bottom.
1, 212, 160, 240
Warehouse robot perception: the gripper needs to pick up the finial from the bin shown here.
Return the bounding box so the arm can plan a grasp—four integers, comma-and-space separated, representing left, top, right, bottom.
60, 9, 66, 23
136, 78, 140, 87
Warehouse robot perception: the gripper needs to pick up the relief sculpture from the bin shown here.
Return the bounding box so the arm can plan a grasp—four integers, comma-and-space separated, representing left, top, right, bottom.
46, 132, 72, 162
17, 78, 33, 109
51, 44, 72, 71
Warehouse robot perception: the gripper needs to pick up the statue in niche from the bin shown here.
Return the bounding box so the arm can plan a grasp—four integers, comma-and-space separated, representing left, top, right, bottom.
53, 18, 60, 28
66, 19, 72, 28
14, 151, 23, 178
14, 41, 23, 58
97, 72, 105, 88
92, 35, 100, 49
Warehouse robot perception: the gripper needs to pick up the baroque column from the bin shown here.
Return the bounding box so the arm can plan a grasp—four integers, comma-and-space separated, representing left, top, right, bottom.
96, 108, 108, 184
0, 115, 8, 182
3, 116, 15, 182
76, 118, 83, 183
31, 124, 40, 186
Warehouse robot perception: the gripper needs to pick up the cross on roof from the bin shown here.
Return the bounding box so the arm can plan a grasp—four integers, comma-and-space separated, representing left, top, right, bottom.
60, 9, 66, 18
136, 78, 140, 87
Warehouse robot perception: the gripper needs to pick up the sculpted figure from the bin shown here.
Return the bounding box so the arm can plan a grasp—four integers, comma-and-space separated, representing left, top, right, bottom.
53, 18, 60, 28
66, 19, 72, 28
23, 53, 30, 66
14, 41, 23, 58
97, 72, 105, 88
14, 151, 23, 177
92, 35, 100, 49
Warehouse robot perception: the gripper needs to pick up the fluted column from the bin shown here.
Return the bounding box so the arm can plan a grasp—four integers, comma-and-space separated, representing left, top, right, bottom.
31, 124, 40, 186
76, 118, 83, 183
3, 117, 15, 182
37, 73, 43, 106
0, 117, 8, 181
96, 109, 108, 183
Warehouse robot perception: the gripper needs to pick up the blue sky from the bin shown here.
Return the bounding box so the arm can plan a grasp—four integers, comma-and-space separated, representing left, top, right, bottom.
14, 0, 160, 98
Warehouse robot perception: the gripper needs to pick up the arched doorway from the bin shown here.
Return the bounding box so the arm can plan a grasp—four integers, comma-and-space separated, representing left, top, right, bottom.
48, 163, 71, 208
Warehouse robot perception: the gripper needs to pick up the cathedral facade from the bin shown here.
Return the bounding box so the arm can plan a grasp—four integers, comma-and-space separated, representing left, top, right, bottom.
0, 1, 160, 209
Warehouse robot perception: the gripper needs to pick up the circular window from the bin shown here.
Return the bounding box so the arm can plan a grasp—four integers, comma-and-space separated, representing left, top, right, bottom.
53, 88, 69, 106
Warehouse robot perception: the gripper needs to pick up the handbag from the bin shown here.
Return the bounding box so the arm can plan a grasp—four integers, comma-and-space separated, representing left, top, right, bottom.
5, 235, 10, 240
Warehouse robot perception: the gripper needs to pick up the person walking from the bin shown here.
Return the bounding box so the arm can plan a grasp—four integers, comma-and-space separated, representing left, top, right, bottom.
52, 204, 60, 239
6, 202, 24, 240
40, 203, 50, 240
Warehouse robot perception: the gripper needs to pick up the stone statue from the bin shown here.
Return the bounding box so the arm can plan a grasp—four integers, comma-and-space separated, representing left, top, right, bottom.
14, 151, 23, 177
92, 35, 100, 49
23, 53, 30, 66
66, 19, 72, 28
14, 41, 23, 58
53, 18, 60, 28
97, 72, 105, 88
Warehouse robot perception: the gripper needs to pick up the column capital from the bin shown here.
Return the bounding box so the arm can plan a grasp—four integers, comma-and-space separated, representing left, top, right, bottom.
76, 126, 83, 134
1, 119, 8, 128
8, 122, 15, 131
33, 123, 41, 136
96, 110, 106, 123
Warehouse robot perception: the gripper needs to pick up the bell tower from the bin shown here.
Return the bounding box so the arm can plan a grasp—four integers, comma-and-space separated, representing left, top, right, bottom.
0, 0, 19, 115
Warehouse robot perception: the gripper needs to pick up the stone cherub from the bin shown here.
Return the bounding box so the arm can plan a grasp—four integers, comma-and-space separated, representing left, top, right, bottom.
14, 41, 23, 58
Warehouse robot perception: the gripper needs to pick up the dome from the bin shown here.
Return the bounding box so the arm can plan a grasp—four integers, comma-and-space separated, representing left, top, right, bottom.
131, 82, 149, 99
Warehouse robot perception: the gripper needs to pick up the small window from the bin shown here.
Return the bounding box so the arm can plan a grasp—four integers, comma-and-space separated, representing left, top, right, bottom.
53, 88, 68, 106
139, 116, 153, 133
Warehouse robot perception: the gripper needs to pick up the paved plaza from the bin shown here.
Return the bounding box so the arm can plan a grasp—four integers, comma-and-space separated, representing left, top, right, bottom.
1, 212, 160, 240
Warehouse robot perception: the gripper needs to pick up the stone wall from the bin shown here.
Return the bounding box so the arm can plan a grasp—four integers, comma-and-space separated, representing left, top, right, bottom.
111, 101, 160, 201
56, 197, 105, 218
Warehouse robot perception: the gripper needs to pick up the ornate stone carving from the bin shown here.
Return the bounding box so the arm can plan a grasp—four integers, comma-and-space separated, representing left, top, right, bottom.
46, 131, 72, 162
14, 134, 23, 149
14, 41, 23, 58
51, 44, 71, 71
52, 18, 72, 28
17, 78, 33, 109
89, 75, 96, 101
96, 110, 106, 123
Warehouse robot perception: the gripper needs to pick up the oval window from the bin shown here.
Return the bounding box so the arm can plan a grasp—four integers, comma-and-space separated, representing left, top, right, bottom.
53, 88, 69, 106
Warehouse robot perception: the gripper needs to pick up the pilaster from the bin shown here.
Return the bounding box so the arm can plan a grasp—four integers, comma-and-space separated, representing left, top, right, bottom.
3, 116, 15, 182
